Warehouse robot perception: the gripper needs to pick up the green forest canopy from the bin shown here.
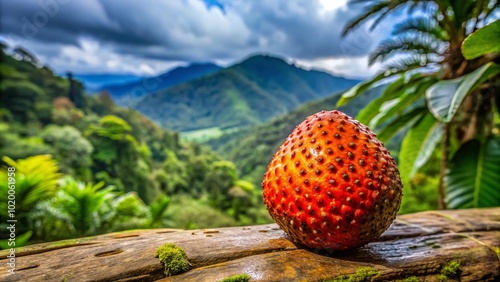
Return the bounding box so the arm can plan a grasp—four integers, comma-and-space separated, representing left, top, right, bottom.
0, 49, 270, 246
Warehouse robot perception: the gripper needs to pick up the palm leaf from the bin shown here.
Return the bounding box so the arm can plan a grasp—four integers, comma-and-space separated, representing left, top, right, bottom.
148, 194, 171, 228
369, 34, 443, 65
426, 62, 500, 123
0, 155, 61, 212
408, 0, 435, 14
356, 73, 408, 124
343, 0, 413, 35
376, 106, 427, 142
0, 231, 32, 249
383, 56, 427, 72
356, 72, 427, 125
58, 177, 115, 235
481, 5, 500, 25
375, 76, 438, 125
398, 113, 443, 189
336, 72, 390, 107
462, 20, 500, 60
392, 16, 447, 41
445, 136, 500, 208
343, 1, 390, 35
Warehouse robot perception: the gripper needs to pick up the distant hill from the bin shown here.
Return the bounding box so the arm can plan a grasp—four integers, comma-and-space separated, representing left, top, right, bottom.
207, 85, 387, 185
0, 48, 270, 227
135, 54, 361, 132
97, 63, 222, 106
73, 74, 144, 92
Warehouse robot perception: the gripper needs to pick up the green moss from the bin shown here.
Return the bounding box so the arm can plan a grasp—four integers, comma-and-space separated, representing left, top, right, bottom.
154, 243, 191, 276
326, 266, 379, 282
438, 260, 461, 281
397, 276, 419, 282
220, 273, 251, 282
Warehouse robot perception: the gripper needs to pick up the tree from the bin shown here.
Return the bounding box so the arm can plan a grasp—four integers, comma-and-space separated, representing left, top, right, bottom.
44, 177, 114, 237
160, 149, 189, 194
0, 123, 54, 161
41, 125, 94, 180
0, 80, 43, 123
86, 115, 154, 202
13, 47, 39, 65
146, 194, 171, 228
67, 72, 86, 108
51, 97, 84, 125
341, 1, 500, 209
205, 160, 239, 210
96, 191, 149, 233
0, 155, 61, 235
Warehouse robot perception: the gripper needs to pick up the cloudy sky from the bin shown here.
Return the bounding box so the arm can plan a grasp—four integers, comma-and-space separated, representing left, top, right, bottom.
0, 0, 399, 79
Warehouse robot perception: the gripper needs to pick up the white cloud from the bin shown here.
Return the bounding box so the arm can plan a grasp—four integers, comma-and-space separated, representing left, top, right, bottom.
0, 0, 396, 77
139, 64, 155, 76
318, 0, 348, 14
295, 56, 384, 79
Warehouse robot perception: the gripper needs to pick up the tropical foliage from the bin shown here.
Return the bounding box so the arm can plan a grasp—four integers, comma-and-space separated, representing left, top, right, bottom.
0, 155, 61, 235
0, 48, 270, 247
340, 0, 500, 209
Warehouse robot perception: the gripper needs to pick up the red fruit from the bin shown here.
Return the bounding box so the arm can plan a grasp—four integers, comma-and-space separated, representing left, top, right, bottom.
262, 110, 402, 250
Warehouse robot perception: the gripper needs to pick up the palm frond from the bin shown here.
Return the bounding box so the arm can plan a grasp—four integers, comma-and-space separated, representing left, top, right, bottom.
369, 34, 444, 65
343, 0, 438, 36
479, 3, 500, 26
383, 54, 430, 72
343, 1, 391, 36
393, 16, 448, 41
0, 155, 61, 213
57, 177, 115, 235
369, 8, 394, 31
148, 194, 171, 228
408, 0, 436, 13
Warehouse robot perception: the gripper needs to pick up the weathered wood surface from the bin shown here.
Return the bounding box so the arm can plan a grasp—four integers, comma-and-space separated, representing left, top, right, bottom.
0, 208, 499, 281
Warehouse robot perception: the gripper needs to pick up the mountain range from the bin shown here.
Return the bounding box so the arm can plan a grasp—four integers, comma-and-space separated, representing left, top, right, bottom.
72, 74, 144, 92
99, 63, 222, 106
134, 55, 361, 132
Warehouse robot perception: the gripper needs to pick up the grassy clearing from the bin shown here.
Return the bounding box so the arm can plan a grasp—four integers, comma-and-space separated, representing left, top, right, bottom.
181, 126, 241, 142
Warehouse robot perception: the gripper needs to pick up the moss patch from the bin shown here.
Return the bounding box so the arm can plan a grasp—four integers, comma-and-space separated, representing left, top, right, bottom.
221, 273, 251, 282
397, 277, 419, 282
326, 266, 379, 282
439, 260, 461, 281
154, 243, 191, 276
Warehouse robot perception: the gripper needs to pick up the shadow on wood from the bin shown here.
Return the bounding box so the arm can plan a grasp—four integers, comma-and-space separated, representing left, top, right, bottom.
0, 208, 499, 281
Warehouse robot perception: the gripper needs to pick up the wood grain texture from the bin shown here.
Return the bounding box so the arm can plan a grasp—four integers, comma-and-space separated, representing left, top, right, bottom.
0, 208, 499, 281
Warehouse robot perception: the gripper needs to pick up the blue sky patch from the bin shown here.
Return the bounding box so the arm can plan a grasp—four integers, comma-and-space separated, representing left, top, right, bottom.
203, 0, 224, 10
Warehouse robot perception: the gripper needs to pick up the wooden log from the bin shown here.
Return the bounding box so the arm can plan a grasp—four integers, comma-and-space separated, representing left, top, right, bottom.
0, 208, 499, 281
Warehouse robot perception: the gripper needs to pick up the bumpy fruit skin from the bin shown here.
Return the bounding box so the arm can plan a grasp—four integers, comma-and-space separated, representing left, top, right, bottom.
262, 110, 402, 250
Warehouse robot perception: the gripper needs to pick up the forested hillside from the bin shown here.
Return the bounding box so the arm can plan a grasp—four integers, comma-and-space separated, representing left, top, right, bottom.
0, 49, 270, 246
135, 55, 359, 132
211, 86, 385, 186
97, 63, 222, 106
73, 73, 144, 92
